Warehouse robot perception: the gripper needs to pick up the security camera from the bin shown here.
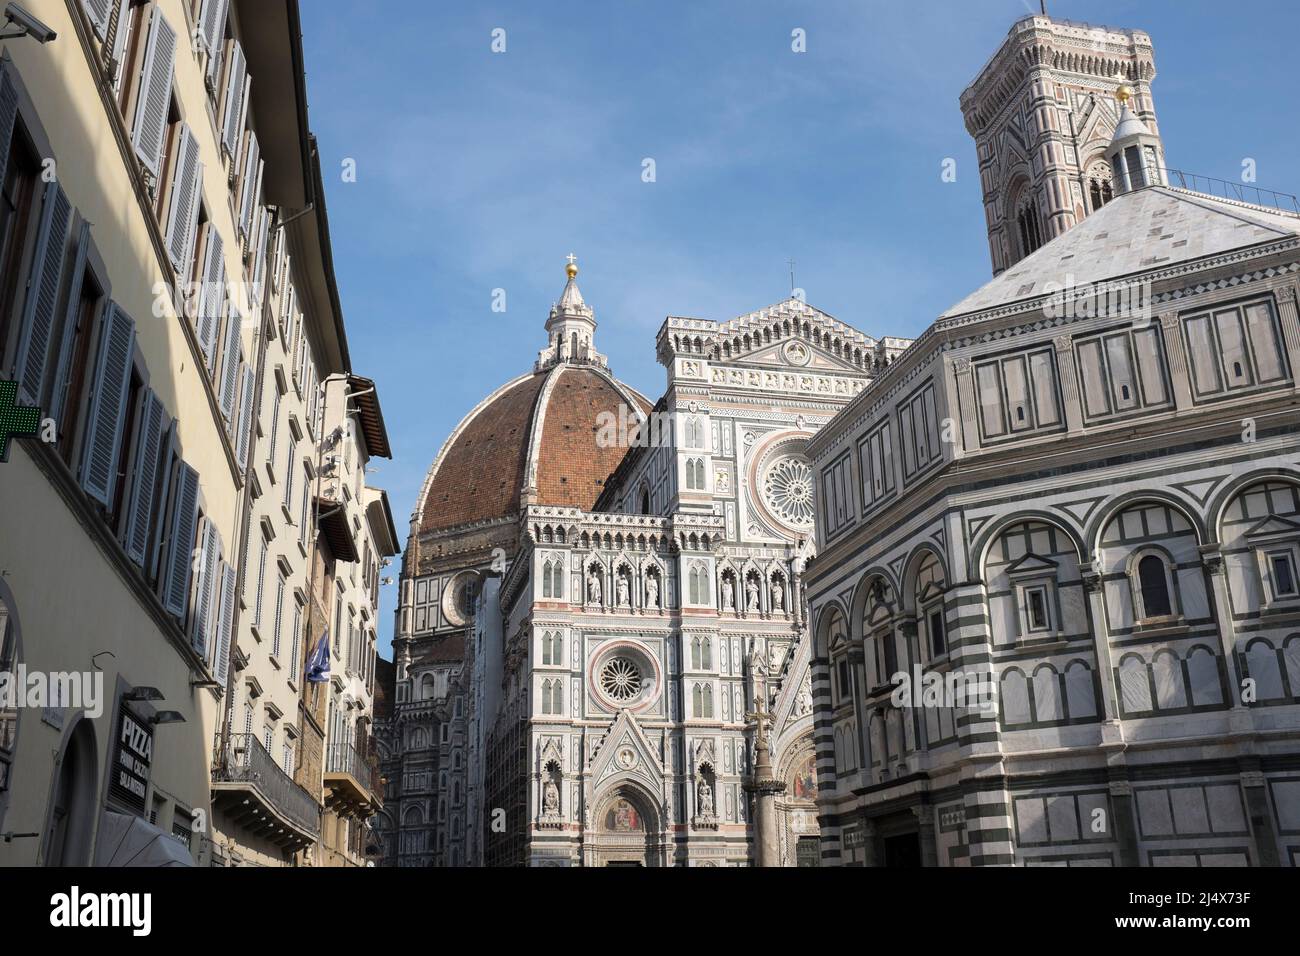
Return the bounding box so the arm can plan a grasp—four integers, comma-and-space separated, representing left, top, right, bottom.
2, 3, 56, 43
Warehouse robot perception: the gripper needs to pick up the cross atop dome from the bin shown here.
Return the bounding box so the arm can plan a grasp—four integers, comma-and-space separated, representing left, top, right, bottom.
537, 254, 608, 371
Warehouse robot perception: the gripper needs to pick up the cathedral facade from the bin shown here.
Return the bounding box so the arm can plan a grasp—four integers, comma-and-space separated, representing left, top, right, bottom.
377, 260, 909, 865
806, 14, 1300, 866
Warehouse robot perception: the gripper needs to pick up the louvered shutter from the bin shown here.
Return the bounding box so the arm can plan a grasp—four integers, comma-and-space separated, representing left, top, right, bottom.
81, 0, 113, 40
122, 388, 166, 566
198, 0, 228, 58
267, 389, 280, 472
161, 460, 200, 619
214, 561, 235, 686
220, 41, 246, 157
197, 228, 224, 368
238, 133, 261, 239
250, 206, 269, 307
106, 0, 132, 93
0, 64, 18, 192
163, 124, 202, 273
13, 182, 72, 404
148, 426, 176, 582
48, 224, 91, 430
271, 230, 284, 294
131, 6, 176, 178
218, 307, 241, 420
235, 364, 255, 470
78, 303, 135, 506
190, 518, 218, 655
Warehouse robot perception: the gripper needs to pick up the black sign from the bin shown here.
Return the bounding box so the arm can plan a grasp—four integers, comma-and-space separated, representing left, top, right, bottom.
109, 704, 153, 816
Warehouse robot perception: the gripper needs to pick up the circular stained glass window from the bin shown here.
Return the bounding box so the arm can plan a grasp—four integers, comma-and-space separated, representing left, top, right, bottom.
600, 658, 643, 702
763, 457, 815, 529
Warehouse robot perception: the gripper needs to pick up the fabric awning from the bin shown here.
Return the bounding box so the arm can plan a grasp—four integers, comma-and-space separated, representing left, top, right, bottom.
96, 810, 195, 867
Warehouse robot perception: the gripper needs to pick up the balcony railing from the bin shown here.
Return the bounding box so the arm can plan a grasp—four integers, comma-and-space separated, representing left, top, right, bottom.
325, 741, 382, 799
214, 734, 321, 838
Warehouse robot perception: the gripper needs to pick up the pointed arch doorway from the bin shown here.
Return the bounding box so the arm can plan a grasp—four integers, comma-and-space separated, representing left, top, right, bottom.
588, 785, 665, 867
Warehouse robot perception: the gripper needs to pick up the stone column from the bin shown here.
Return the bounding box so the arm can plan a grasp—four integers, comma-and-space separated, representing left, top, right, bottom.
745, 732, 786, 867
1200, 546, 1245, 714
1053, 334, 1086, 435
1159, 312, 1195, 410
858, 813, 878, 867
1273, 284, 1300, 392
1081, 566, 1121, 725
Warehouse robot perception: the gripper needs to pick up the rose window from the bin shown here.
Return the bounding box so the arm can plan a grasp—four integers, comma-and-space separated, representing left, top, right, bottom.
763, 457, 815, 528
600, 658, 643, 702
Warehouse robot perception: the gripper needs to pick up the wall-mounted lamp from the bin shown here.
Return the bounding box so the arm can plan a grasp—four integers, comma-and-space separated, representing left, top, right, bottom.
0, 4, 56, 42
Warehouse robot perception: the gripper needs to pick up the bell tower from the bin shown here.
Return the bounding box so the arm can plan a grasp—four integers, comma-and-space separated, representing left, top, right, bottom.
961, 14, 1161, 275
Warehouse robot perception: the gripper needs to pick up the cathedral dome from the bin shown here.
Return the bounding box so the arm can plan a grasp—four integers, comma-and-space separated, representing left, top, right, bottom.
415, 263, 653, 535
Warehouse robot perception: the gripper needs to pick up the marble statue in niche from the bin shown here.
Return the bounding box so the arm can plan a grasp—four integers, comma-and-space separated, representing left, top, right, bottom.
746, 575, 760, 611
697, 779, 714, 816
645, 571, 659, 608
587, 568, 602, 605
616, 570, 630, 607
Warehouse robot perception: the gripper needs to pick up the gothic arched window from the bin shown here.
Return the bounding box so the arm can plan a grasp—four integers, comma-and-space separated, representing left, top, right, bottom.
1016, 196, 1043, 258
701, 637, 712, 670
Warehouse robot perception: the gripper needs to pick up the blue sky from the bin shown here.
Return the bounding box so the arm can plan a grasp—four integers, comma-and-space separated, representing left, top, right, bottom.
297, 0, 1300, 656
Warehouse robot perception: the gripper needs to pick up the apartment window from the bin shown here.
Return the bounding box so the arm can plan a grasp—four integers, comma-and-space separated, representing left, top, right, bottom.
282, 742, 294, 776
290, 600, 302, 677
267, 388, 281, 478
252, 536, 268, 628
271, 571, 285, 658
242, 701, 253, 736
0, 104, 40, 379
263, 723, 273, 754
283, 437, 296, 508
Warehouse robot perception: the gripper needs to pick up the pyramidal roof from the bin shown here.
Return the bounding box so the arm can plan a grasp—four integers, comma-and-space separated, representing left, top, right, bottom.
941, 186, 1300, 320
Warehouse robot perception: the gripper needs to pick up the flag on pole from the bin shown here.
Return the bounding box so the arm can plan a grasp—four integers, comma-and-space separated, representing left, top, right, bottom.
306, 630, 330, 683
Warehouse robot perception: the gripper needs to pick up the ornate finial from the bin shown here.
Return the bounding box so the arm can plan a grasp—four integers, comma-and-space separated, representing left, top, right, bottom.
1115, 83, 1132, 106
565, 253, 578, 278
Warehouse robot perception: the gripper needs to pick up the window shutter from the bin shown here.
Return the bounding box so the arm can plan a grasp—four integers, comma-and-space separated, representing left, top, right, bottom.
81, 0, 113, 40
49, 222, 91, 429
130, 6, 176, 178
163, 124, 202, 274
191, 519, 219, 655
218, 306, 241, 420
251, 206, 270, 306
235, 364, 255, 469
0, 66, 17, 190
238, 132, 261, 239
198, 0, 229, 58
196, 227, 225, 367
214, 561, 235, 687
12, 181, 72, 404
268, 389, 280, 471
161, 460, 199, 620
283, 438, 296, 508
78, 303, 135, 506
148, 426, 176, 583
122, 388, 166, 567
220, 41, 247, 157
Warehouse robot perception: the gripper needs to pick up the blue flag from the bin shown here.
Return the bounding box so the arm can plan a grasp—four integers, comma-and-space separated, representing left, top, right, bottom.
306, 631, 331, 683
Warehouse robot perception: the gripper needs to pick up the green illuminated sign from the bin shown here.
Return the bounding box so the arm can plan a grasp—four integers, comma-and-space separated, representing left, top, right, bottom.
0, 379, 41, 463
